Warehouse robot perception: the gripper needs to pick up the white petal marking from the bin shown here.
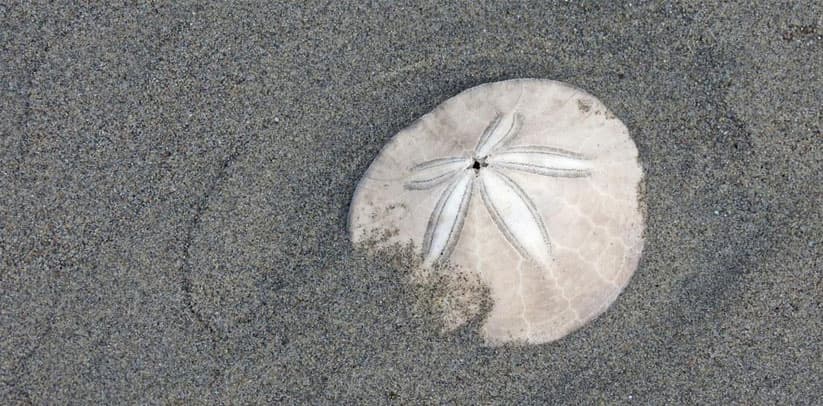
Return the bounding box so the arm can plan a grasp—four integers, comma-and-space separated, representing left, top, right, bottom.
422, 170, 474, 266
474, 112, 523, 157
479, 168, 553, 268
405, 157, 471, 190
489, 145, 592, 178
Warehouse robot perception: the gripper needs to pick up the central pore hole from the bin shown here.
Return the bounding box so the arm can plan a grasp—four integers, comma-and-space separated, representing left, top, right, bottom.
472, 158, 488, 171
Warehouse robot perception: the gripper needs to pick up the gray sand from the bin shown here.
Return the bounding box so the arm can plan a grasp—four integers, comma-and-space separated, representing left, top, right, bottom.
1, 2, 821, 403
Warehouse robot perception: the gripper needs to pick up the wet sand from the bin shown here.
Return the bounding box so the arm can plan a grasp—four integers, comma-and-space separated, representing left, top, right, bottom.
1, 2, 820, 403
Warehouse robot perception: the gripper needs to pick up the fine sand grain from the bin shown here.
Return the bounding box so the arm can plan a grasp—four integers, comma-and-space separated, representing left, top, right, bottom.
1, 2, 821, 403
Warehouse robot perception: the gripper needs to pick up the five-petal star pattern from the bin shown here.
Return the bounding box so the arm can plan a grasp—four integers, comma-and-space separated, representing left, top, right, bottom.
404, 112, 592, 268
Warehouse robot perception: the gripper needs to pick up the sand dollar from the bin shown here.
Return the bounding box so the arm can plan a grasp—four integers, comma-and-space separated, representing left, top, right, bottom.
349, 79, 645, 345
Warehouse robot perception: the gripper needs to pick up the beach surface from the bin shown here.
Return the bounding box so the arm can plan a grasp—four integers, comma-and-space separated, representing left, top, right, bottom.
1, 2, 820, 403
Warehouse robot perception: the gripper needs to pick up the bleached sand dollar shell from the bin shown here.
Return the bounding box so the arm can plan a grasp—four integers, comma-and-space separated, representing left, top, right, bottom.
349, 79, 645, 345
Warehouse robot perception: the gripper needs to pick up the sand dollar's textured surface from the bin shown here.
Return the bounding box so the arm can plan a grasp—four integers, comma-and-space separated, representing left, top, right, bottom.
350, 79, 645, 344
